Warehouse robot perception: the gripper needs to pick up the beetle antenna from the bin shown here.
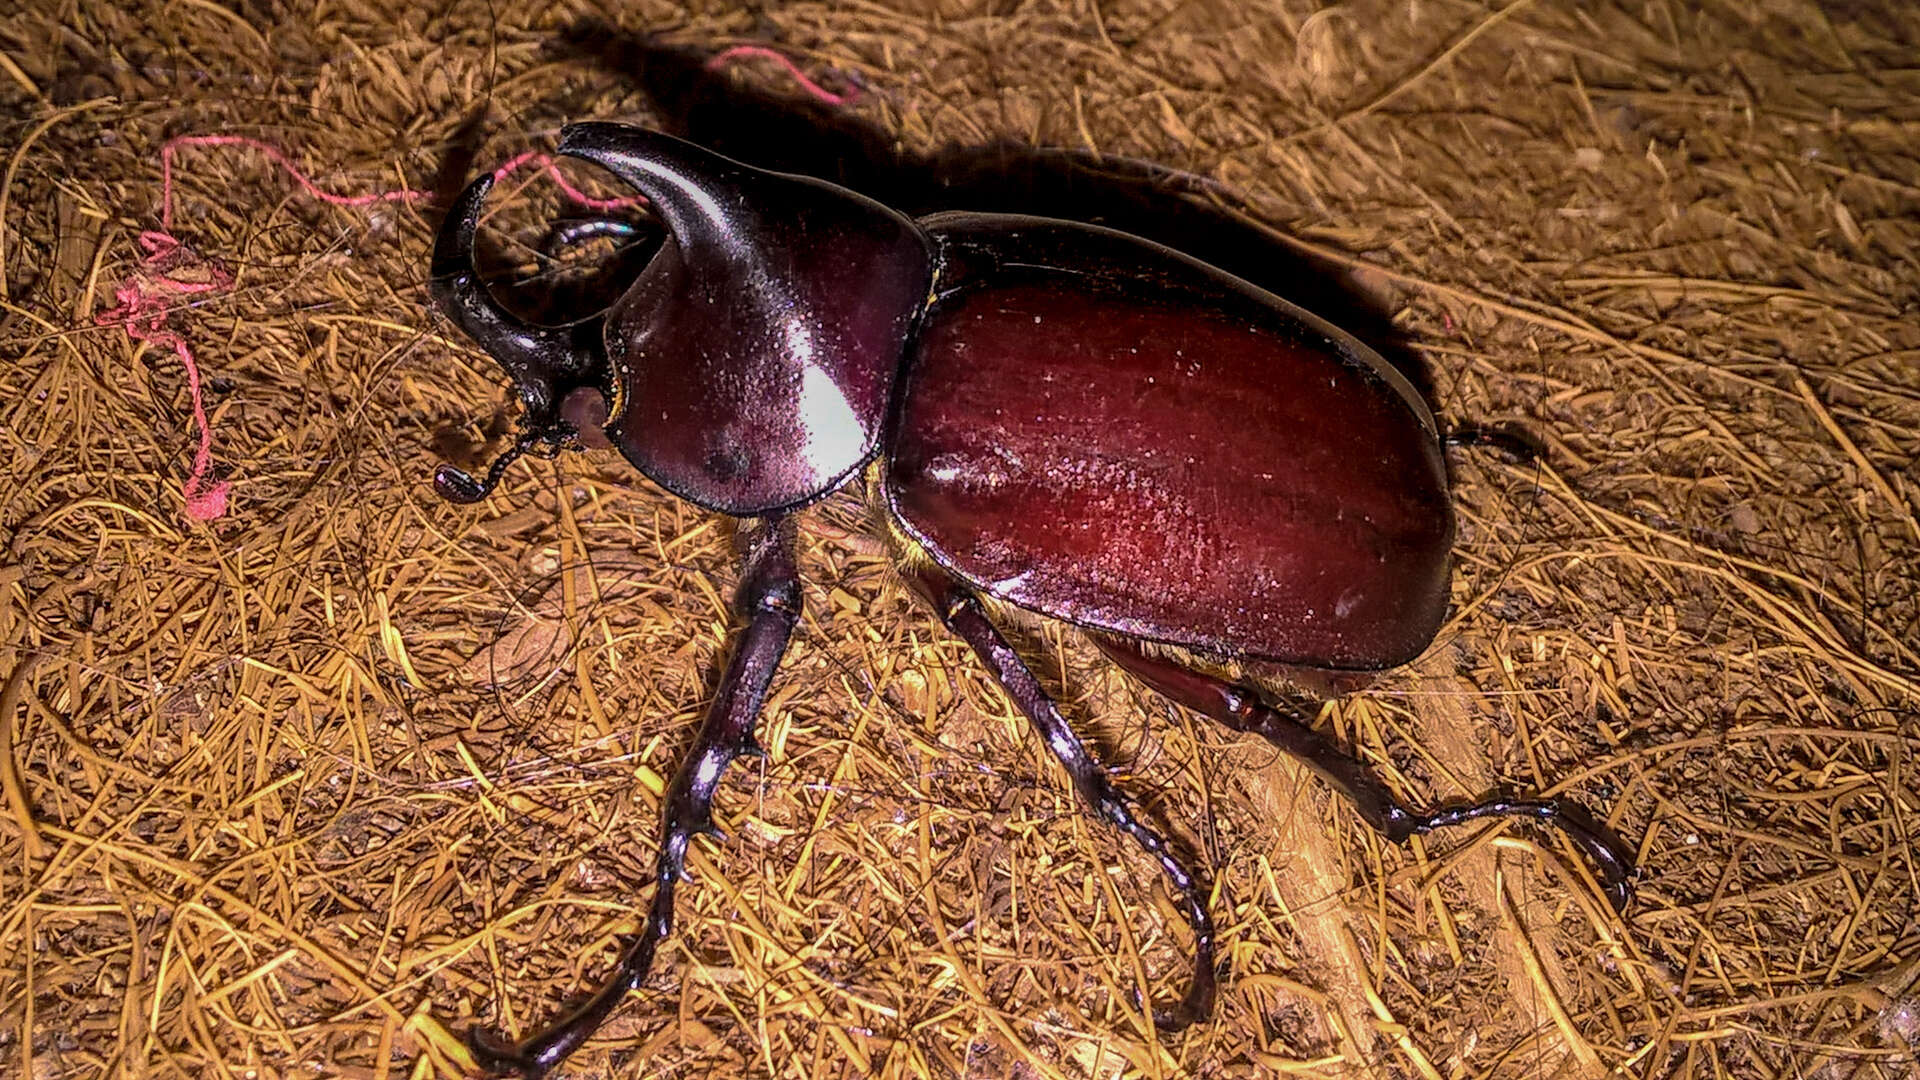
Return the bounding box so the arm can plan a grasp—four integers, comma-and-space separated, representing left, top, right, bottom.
433, 434, 537, 504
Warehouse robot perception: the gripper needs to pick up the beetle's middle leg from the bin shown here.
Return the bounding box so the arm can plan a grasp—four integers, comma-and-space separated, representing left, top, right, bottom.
903, 563, 1217, 1032
1090, 637, 1634, 912
468, 517, 800, 1078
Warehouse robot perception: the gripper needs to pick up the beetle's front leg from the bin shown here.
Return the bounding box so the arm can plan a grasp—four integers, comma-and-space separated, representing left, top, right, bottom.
541, 216, 649, 257
903, 563, 1218, 1032
469, 517, 800, 1078
1089, 637, 1635, 912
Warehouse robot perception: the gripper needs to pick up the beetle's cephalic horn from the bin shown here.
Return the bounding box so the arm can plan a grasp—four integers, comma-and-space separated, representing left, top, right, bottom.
554, 123, 768, 252
430, 173, 608, 504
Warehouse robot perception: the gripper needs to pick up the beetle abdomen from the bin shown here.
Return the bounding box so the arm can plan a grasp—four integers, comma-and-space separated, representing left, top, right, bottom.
885, 215, 1452, 670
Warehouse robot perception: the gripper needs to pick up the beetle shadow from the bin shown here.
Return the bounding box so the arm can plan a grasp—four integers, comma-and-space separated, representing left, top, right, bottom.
527, 22, 1440, 403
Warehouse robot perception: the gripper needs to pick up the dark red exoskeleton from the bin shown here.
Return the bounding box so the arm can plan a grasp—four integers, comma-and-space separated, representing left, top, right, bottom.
429, 122, 1634, 1078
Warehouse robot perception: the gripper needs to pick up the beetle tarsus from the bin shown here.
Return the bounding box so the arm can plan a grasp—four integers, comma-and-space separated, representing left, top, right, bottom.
1402, 796, 1634, 912
468, 518, 799, 1075
1443, 424, 1542, 464
541, 216, 648, 259
1091, 637, 1636, 913
432, 464, 488, 504
905, 564, 1219, 1034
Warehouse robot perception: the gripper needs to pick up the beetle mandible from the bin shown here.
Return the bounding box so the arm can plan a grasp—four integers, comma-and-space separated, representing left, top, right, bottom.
428, 122, 1635, 1078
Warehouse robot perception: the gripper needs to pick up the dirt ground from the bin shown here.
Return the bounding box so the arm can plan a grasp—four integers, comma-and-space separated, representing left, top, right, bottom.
2, 1, 1917, 1078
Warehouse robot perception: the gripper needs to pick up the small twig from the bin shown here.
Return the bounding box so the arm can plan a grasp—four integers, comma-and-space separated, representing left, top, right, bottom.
1792, 374, 1920, 544
1499, 868, 1605, 1077
0, 652, 47, 859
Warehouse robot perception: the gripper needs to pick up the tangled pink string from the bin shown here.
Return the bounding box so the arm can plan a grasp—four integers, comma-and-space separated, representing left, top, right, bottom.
95, 230, 239, 520
95, 137, 644, 522
100, 46, 859, 523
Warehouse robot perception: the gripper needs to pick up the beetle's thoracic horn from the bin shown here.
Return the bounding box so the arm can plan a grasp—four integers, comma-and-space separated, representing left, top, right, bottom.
430, 173, 609, 504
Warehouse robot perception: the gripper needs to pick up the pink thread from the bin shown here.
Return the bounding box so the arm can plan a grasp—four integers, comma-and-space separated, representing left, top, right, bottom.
95, 230, 237, 520
706, 45, 862, 106
105, 135, 647, 522
488, 151, 640, 213
157, 134, 428, 232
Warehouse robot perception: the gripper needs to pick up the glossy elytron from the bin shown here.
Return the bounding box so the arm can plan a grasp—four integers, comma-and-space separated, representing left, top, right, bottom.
430, 122, 1632, 1078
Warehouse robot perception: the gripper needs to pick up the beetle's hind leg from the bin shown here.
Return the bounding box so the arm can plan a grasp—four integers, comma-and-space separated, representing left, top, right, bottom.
467, 518, 800, 1078
1090, 637, 1635, 913
904, 564, 1217, 1032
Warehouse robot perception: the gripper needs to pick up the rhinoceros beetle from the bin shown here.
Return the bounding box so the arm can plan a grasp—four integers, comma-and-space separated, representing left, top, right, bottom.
428, 122, 1634, 1078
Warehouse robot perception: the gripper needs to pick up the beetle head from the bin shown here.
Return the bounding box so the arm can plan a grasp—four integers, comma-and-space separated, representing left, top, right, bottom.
555, 123, 933, 515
